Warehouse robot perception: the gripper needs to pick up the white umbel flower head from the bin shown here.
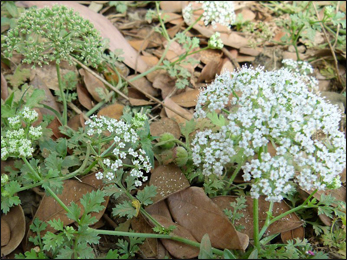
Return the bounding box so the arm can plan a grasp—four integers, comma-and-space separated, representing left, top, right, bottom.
192, 61, 346, 202
197, 1, 236, 27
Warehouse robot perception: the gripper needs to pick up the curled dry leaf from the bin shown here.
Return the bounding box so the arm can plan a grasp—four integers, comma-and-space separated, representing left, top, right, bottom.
1, 73, 9, 101
79, 68, 108, 103
160, 1, 188, 13
149, 164, 190, 204
77, 82, 93, 110
127, 74, 159, 97
153, 72, 177, 100
97, 103, 124, 120
150, 214, 200, 259
199, 49, 223, 65
211, 195, 304, 239
130, 213, 158, 258
163, 97, 193, 125
281, 226, 305, 243
1, 205, 26, 256
150, 117, 181, 139
47, 117, 66, 140
167, 187, 249, 250
17, 1, 149, 73
170, 89, 201, 108
197, 57, 222, 83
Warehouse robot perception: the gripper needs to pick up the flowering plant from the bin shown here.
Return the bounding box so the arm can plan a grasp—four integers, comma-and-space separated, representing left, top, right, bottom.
193, 60, 346, 202
191, 59, 346, 252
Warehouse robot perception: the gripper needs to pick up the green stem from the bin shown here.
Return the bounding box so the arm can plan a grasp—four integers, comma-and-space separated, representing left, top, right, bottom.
170, 46, 209, 67
253, 198, 260, 251
223, 163, 243, 195
56, 63, 68, 125
182, 14, 203, 34
22, 157, 42, 182
258, 201, 274, 238
156, 1, 170, 41
89, 228, 226, 256
85, 92, 115, 117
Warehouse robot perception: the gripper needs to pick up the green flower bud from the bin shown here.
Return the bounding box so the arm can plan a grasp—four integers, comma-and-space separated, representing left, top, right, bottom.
173, 146, 188, 167
325, 176, 342, 190
158, 133, 176, 149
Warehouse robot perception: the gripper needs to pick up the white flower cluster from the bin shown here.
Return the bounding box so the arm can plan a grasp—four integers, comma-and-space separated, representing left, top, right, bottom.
208, 32, 224, 49
192, 62, 346, 202
1, 107, 42, 160
197, 1, 236, 27
86, 116, 151, 187
282, 59, 318, 92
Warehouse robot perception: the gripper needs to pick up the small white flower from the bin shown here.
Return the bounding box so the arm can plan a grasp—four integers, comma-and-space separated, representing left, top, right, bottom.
95, 171, 103, 180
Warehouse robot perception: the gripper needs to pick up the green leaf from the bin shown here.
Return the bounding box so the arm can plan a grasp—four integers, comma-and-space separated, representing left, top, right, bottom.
15, 249, 48, 259
198, 233, 213, 259
56, 138, 68, 157
30, 218, 48, 234
66, 202, 81, 222
80, 190, 105, 214
62, 155, 80, 169
25, 89, 45, 109
47, 219, 64, 231
4, 1, 20, 17
5, 64, 31, 89
223, 249, 236, 259
248, 248, 258, 259
105, 249, 120, 259
136, 185, 157, 206
42, 232, 65, 252
56, 246, 74, 259
207, 111, 226, 127
112, 201, 137, 220
181, 119, 196, 138
45, 152, 64, 172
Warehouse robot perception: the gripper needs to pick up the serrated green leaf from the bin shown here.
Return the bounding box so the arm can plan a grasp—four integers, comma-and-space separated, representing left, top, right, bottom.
136, 185, 157, 206
29, 218, 48, 234
5, 64, 31, 89
112, 201, 137, 219
25, 89, 45, 109
66, 202, 81, 222
62, 155, 80, 169
42, 232, 65, 252
15, 248, 48, 259
207, 111, 226, 127
103, 184, 123, 198
80, 190, 105, 214
47, 219, 64, 231
105, 249, 120, 259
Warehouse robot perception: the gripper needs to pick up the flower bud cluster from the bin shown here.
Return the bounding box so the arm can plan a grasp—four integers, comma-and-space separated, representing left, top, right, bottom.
1, 107, 42, 160
197, 1, 236, 27
2, 4, 107, 68
86, 116, 151, 187
192, 60, 346, 202
208, 32, 224, 49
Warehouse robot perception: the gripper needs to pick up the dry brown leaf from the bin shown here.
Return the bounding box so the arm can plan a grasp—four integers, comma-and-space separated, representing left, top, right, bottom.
150, 117, 181, 139
218, 58, 235, 74
30, 74, 60, 117
67, 114, 85, 131
212, 195, 304, 239
128, 39, 149, 52
281, 226, 305, 243
1, 218, 10, 247
129, 98, 155, 106
146, 199, 172, 219
79, 68, 108, 102
77, 82, 93, 110
170, 89, 201, 108
163, 97, 193, 125
161, 12, 183, 25
131, 213, 158, 258
153, 72, 176, 99
198, 57, 222, 83
47, 117, 65, 140
17, 1, 149, 73
237, 8, 256, 22
150, 214, 199, 259
160, 1, 188, 12
167, 187, 249, 250
149, 164, 190, 204
1, 73, 9, 101
239, 47, 262, 57
1, 205, 26, 256
127, 74, 159, 97
97, 103, 124, 120
237, 55, 256, 62
200, 49, 223, 65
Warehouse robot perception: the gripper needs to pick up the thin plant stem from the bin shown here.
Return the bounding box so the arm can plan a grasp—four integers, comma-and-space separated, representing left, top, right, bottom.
90, 228, 227, 257
253, 198, 260, 251
258, 201, 274, 238
56, 63, 68, 125
156, 1, 170, 41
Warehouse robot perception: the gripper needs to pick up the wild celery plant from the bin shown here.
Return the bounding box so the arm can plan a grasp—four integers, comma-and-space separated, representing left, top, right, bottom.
275, 2, 346, 60
1, 4, 107, 125
190, 59, 346, 257
131, 1, 229, 89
